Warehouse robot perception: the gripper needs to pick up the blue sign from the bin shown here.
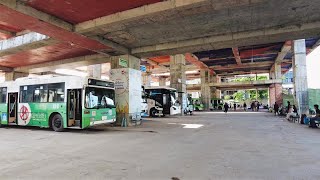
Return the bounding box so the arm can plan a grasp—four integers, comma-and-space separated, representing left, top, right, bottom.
140, 65, 147, 72
2, 112, 7, 122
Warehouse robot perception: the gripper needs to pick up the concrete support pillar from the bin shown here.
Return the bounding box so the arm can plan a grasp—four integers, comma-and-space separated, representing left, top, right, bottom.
200, 69, 211, 110
293, 39, 309, 115
215, 76, 221, 98
269, 71, 275, 80
275, 84, 283, 105
142, 72, 151, 86
110, 55, 142, 126
170, 54, 186, 115
269, 86, 275, 106
210, 75, 221, 99
159, 76, 167, 86
275, 62, 282, 80
87, 64, 101, 79
269, 84, 283, 106
5, 71, 28, 81
111, 54, 140, 70
269, 62, 283, 106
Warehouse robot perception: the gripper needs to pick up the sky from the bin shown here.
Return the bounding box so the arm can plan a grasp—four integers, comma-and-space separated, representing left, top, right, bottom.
307, 45, 320, 89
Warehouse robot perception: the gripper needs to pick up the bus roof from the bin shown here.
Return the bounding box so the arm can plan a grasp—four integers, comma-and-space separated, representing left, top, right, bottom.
1, 76, 114, 91
144, 86, 177, 91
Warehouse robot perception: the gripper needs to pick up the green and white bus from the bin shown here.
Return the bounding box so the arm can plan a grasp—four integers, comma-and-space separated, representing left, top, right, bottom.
0, 76, 116, 131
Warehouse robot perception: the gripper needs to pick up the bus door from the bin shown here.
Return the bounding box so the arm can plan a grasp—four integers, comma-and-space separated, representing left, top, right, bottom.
8, 93, 18, 124
67, 89, 82, 127
162, 93, 171, 114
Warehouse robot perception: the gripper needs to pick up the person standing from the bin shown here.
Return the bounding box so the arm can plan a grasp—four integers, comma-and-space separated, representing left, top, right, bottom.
293, 105, 298, 114
251, 102, 254, 111
233, 103, 236, 111
243, 102, 247, 111
274, 102, 279, 115
287, 101, 291, 113
254, 101, 258, 111
257, 102, 260, 111
224, 102, 229, 113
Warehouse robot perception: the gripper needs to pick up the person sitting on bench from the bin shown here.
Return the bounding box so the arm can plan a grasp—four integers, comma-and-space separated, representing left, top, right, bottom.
309, 104, 320, 128
286, 105, 296, 120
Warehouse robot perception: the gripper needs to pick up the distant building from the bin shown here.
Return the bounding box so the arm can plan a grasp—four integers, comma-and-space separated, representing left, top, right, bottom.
283, 70, 294, 94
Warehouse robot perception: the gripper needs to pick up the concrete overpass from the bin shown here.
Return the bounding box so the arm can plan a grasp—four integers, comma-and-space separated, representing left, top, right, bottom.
187, 79, 282, 91
0, 0, 316, 115
0, 1, 319, 69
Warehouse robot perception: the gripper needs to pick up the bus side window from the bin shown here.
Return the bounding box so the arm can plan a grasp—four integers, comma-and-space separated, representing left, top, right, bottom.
32, 85, 48, 103
48, 90, 55, 102
48, 83, 65, 102
0, 87, 6, 103
20, 86, 33, 103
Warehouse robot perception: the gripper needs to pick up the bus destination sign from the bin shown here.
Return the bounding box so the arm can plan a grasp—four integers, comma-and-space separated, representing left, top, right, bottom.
88, 79, 115, 88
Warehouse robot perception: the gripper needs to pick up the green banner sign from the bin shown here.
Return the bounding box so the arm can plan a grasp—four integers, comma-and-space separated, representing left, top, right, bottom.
119, 58, 128, 67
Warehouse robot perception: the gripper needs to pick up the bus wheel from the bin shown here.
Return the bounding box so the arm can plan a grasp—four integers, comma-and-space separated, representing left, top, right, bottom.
51, 114, 64, 132
150, 108, 157, 117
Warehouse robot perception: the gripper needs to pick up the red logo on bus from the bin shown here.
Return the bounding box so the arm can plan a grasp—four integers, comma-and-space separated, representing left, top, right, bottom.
20, 105, 29, 121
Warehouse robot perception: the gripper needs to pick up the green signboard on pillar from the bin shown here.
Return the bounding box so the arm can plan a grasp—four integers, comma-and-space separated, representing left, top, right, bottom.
119, 58, 128, 67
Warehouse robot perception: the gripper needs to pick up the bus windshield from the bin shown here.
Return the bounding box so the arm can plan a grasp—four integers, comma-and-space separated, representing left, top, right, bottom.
85, 87, 115, 109
170, 91, 178, 105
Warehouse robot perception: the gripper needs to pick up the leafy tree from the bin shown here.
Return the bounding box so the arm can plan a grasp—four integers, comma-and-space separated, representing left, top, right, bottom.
233, 90, 245, 101
224, 95, 231, 100
232, 75, 268, 82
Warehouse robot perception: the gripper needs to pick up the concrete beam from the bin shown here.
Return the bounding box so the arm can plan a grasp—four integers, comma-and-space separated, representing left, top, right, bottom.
275, 41, 292, 63
75, 0, 209, 34
232, 47, 242, 65
0, 32, 58, 57
132, 21, 320, 57
14, 54, 110, 73
216, 70, 270, 76
0, 29, 15, 36
212, 62, 273, 71
0, 0, 131, 54
209, 79, 283, 88
75, 0, 265, 34
270, 41, 292, 72
145, 58, 168, 69
185, 53, 215, 74
185, 53, 207, 69
85, 35, 130, 55
0, 0, 111, 52
0, 0, 72, 30
0, 66, 13, 72
187, 84, 201, 91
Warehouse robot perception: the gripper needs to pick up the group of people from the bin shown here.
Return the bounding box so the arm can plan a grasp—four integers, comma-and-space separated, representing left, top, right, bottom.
249, 101, 261, 112
273, 101, 297, 118
223, 101, 264, 113
273, 101, 320, 128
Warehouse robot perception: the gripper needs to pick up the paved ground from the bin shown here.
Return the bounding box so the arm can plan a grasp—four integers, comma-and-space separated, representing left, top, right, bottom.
0, 111, 320, 180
